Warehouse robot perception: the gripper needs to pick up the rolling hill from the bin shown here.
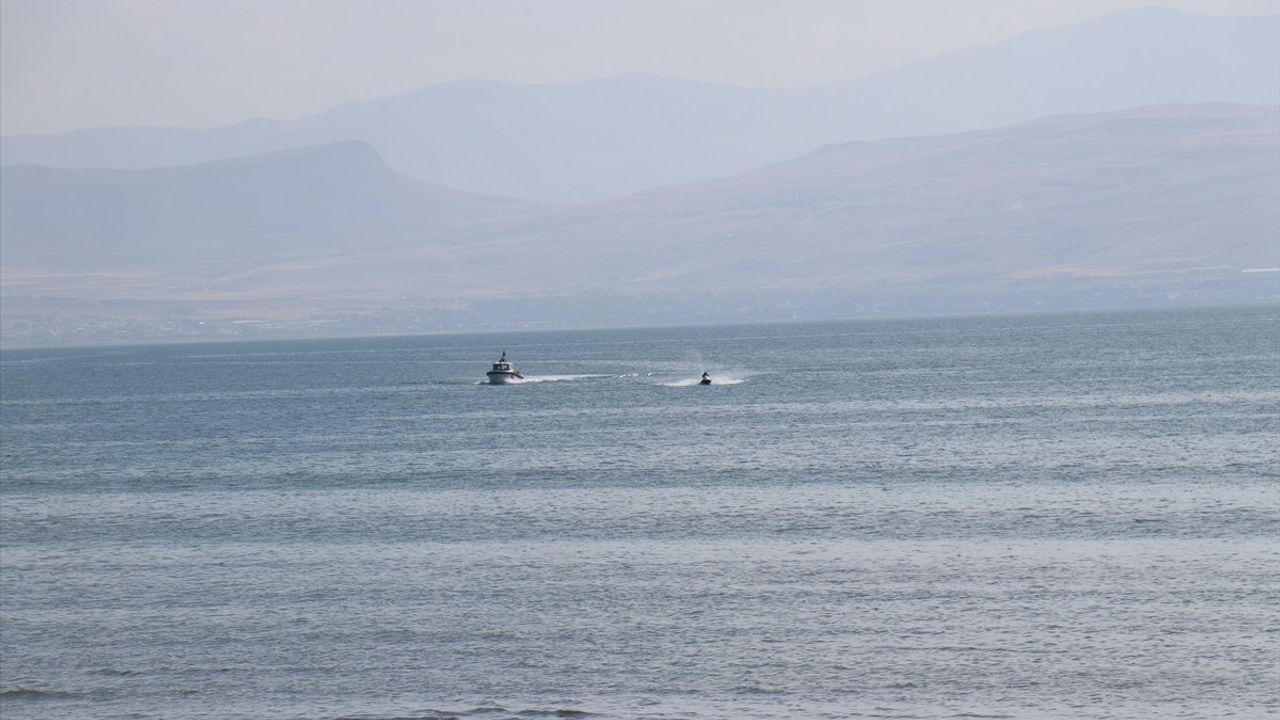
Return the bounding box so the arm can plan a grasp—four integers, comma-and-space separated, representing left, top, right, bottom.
1, 141, 532, 269
3, 104, 1275, 310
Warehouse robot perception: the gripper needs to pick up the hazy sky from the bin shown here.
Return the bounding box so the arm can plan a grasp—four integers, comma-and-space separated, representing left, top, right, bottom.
3, 0, 1277, 135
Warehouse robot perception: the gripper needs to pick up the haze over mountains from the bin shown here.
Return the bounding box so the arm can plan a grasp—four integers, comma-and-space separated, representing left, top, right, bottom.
2, 142, 529, 269
4, 7, 1277, 202
4, 103, 1276, 335
2, 8, 1278, 346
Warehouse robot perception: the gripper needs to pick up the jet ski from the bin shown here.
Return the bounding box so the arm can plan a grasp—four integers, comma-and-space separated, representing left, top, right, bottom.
700, 371, 712, 385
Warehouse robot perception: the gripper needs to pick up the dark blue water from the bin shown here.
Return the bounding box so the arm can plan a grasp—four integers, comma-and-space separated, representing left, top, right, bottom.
2, 307, 1277, 719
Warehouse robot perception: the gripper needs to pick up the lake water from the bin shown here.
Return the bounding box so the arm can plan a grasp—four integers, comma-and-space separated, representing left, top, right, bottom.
1, 306, 1277, 720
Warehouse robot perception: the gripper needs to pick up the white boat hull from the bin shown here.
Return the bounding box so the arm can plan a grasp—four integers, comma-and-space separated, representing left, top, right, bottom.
486, 351, 523, 384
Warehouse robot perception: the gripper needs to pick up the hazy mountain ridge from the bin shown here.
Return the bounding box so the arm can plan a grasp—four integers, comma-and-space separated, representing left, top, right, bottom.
4, 104, 1274, 305
1, 141, 534, 269
3, 8, 1276, 202
575, 104, 1280, 286
3, 103, 1276, 346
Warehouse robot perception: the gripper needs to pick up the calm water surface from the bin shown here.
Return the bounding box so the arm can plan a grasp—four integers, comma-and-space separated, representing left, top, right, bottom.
2, 307, 1277, 719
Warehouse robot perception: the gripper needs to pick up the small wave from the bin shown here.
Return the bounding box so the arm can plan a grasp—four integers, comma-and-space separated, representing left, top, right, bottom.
335, 707, 460, 712
0, 688, 80, 701
334, 709, 464, 720
368, 707, 593, 720
731, 684, 786, 695
343, 707, 591, 720
90, 668, 143, 677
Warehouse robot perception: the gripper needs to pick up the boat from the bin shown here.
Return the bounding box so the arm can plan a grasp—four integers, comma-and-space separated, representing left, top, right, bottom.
486, 351, 524, 384
700, 371, 712, 385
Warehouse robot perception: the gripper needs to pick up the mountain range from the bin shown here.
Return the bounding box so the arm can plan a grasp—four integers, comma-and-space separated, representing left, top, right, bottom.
3, 7, 1277, 203
4, 104, 1275, 304
2, 8, 1277, 345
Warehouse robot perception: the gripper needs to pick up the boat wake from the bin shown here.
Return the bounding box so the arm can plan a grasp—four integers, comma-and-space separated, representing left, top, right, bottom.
477, 374, 611, 385
660, 375, 747, 387
516, 374, 611, 383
